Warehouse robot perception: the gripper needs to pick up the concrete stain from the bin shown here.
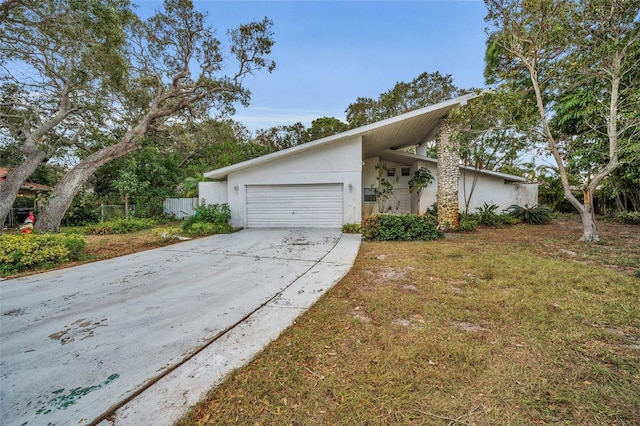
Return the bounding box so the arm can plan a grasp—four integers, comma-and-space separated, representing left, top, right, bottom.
35, 374, 120, 415
48, 318, 108, 345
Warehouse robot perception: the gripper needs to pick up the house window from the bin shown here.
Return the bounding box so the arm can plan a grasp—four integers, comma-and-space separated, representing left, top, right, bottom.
401, 167, 411, 176
364, 188, 376, 202
386, 168, 396, 177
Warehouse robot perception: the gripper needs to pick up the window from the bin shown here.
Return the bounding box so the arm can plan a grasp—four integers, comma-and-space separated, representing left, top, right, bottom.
386, 168, 396, 177
364, 188, 376, 202
401, 167, 411, 176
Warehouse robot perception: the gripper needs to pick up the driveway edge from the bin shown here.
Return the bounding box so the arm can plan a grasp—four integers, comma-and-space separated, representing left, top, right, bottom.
100, 233, 361, 426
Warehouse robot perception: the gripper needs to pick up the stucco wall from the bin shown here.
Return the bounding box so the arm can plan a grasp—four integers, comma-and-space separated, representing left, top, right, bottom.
362, 158, 538, 216
199, 181, 228, 206
218, 137, 362, 228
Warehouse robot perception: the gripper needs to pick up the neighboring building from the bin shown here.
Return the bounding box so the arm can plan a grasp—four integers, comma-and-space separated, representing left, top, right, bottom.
0, 167, 51, 198
1, 167, 52, 226
200, 94, 538, 229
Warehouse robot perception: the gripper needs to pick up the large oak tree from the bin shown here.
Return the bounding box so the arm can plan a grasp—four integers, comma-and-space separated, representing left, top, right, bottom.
30, 0, 275, 231
0, 0, 133, 229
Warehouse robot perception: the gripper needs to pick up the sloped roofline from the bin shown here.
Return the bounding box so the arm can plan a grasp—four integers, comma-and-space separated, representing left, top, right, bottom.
204, 92, 483, 180
379, 149, 526, 183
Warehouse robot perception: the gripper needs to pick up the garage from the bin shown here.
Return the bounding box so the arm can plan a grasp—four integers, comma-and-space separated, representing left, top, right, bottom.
246, 184, 343, 228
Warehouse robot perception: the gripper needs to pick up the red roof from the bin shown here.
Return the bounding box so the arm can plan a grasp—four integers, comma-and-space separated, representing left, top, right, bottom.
0, 167, 52, 192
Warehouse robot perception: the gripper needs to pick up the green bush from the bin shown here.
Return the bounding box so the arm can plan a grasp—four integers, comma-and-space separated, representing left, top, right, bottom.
507, 204, 552, 224
185, 222, 233, 236
0, 233, 86, 276
475, 203, 503, 227
611, 211, 640, 225
457, 217, 478, 233
362, 214, 443, 241
83, 218, 156, 235
342, 223, 362, 234
182, 203, 232, 234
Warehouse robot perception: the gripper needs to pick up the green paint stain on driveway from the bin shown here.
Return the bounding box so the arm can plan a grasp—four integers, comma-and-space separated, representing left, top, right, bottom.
36, 374, 120, 415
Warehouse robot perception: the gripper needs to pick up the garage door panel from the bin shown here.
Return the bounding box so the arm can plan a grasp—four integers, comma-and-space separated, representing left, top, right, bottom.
247, 184, 343, 228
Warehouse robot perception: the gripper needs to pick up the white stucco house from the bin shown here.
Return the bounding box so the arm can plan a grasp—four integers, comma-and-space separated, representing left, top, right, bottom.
200, 93, 538, 229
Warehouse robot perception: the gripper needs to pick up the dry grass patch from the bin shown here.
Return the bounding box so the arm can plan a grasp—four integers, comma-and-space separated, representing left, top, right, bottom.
178, 218, 639, 425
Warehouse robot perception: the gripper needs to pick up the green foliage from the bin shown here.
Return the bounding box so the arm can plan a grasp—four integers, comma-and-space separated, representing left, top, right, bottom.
184, 222, 233, 236
62, 191, 100, 226
475, 203, 501, 226
83, 218, 157, 235
303, 117, 348, 142
457, 217, 478, 233
373, 164, 394, 213
341, 223, 362, 234
507, 204, 552, 225
362, 214, 443, 241
610, 211, 640, 225
470, 203, 518, 228
345, 71, 460, 128
425, 202, 438, 217
0, 234, 86, 276
181, 203, 232, 235
408, 167, 434, 212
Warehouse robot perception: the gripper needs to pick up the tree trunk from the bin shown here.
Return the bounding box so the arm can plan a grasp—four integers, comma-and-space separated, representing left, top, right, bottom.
0, 150, 47, 233
578, 189, 599, 242
36, 143, 140, 232
436, 119, 459, 230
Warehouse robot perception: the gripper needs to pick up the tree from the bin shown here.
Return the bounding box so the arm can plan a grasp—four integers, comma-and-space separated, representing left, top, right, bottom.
374, 163, 394, 213
345, 71, 460, 128
303, 116, 348, 141
112, 169, 147, 217
0, 0, 133, 230
35, 0, 276, 232
408, 167, 434, 214
255, 122, 306, 152
448, 89, 538, 213
484, 0, 640, 241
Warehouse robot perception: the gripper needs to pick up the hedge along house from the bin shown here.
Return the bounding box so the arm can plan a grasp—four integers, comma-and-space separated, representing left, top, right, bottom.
200, 93, 538, 229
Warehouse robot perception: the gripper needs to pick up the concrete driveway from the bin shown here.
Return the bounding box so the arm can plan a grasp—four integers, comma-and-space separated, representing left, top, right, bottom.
0, 228, 361, 426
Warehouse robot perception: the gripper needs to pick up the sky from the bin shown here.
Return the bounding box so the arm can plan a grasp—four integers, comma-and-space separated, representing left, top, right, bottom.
136, 0, 489, 132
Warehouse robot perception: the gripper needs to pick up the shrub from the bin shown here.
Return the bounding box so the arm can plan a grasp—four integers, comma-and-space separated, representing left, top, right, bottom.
475, 203, 503, 227
507, 204, 552, 224
362, 214, 443, 241
611, 211, 640, 225
182, 203, 232, 233
342, 223, 362, 234
425, 202, 438, 217
0, 233, 86, 276
83, 218, 156, 235
457, 217, 478, 233
185, 222, 233, 236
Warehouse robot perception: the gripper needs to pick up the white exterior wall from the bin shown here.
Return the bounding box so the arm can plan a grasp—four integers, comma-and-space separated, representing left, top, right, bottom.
363, 158, 538, 216
226, 137, 362, 228
459, 172, 538, 213
363, 158, 438, 216
198, 181, 228, 205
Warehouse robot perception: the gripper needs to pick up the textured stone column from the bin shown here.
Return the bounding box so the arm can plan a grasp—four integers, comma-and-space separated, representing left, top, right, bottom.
436, 118, 459, 230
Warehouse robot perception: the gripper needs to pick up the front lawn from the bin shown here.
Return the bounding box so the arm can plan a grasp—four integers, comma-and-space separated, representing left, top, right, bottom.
178, 218, 639, 425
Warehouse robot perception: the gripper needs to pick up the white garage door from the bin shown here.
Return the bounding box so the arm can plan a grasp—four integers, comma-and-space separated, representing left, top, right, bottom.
246, 184, 343, 228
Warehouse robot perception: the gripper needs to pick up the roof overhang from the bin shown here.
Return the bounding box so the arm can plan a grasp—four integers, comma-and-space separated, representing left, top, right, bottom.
379, 149, 526, 183
205, 92, 484, 180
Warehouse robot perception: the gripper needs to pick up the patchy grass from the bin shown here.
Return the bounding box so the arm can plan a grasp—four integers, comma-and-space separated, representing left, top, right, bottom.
178, 217, 639, 425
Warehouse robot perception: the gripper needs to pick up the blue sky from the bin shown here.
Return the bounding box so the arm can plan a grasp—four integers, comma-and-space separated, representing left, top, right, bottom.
136, 1, 489, 132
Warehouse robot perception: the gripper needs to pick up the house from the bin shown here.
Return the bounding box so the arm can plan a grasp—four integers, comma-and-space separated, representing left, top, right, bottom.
1, 167, 52, 226
200, 94, 538, 229
0, 167, 52, 198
